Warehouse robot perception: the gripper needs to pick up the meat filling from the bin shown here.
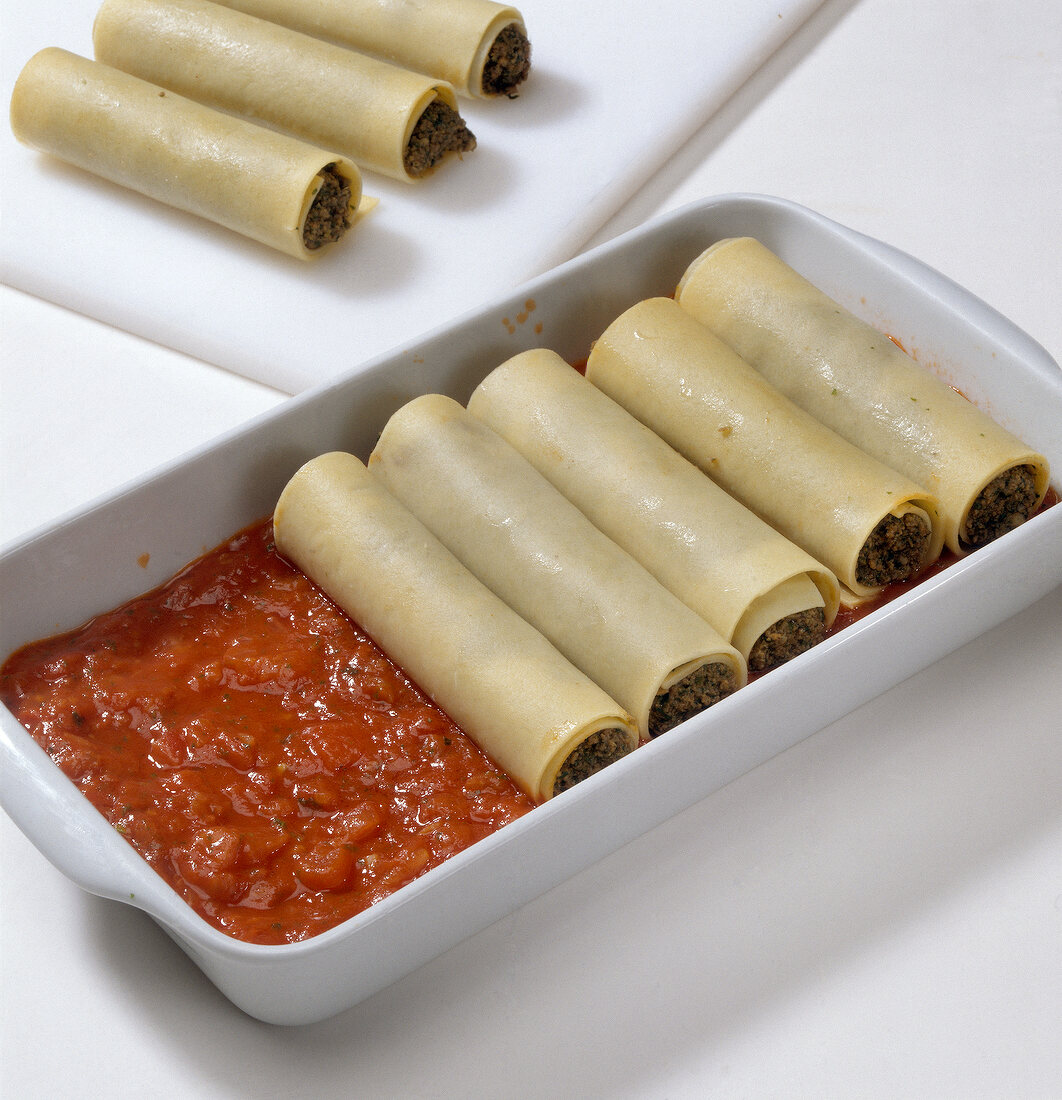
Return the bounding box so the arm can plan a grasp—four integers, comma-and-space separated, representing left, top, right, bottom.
856, 510, 931, 587
963, 463, 1040, 548
553, 726, 632, 796
302, 163, 351, 250
748, 606, 827, 672
481, 22, 531, 96
649, 659, 738, 738
403, 98, 477, 177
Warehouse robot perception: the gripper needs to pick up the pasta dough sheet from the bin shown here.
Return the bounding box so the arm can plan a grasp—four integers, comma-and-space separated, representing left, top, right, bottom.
9, 48, 365, 260
273, 452, 637, 803
369, 395, 746, 739
216, 0, 529, 98
585, 297, 945, 599
676, 237, 1051, 554
467, 349, 840, 668
93, 0, 475, 182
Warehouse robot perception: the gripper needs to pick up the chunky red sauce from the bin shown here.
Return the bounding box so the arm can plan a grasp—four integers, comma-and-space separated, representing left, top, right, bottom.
0, 520, 533, 945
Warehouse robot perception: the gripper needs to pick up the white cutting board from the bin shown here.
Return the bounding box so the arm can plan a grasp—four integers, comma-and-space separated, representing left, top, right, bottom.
1, 0, 822, 393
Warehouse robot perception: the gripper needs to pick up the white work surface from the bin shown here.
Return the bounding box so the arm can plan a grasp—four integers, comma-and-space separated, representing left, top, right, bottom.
2, 0, 1061, 1095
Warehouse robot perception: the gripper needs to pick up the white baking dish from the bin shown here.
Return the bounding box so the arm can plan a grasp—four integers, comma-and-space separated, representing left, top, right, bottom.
2, 194, 1059, 1025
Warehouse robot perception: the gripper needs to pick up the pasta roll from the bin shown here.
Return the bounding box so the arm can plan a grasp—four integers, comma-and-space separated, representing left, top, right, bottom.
93, 0, 476, 182
585, 297, 945, 600
216, 0, 531, 98
468, 349, 840, 669
677, 236, 1051, 554
369, 395, 746, 740
9, 48, 365, 259
273, 452, 637, 803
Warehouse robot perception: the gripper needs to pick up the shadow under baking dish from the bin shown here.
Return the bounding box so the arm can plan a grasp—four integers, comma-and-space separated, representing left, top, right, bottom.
2, 193, 1060, 1025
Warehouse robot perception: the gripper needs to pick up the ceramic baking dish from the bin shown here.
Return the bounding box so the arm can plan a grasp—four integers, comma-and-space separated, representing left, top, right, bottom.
2, 194, 1060, 1025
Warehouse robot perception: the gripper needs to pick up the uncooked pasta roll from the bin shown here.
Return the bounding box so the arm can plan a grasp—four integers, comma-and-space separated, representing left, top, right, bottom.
585, 297, 945, 600
217, 0, 530, 98
9, 48, 366, 259
93, 0, 476, 182
273, 452, 637, 803
676, 236, 1051, 554
468, 349, 841, 670
369, 395, 746, 740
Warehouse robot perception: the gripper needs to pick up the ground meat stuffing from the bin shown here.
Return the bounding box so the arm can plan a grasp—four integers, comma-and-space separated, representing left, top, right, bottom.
553, 727, 632, 797
481, 22, 531, 96
748, 606, 827, 672
403, 99, 477, 177
649, 660, 738, 738
962, 463, 1039, 548
301, 163, 351, 250
856, 510, 931, 587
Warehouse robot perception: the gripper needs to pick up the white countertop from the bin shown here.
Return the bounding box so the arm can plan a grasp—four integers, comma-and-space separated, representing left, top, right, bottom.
3, 0, 1060, 1095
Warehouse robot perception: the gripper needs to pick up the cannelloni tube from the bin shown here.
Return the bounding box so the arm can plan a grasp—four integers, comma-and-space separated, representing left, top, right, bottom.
9, 48, 364, 259
273, 452, 637, 803
468, 349, 841, 670
369, 396, 746, 739
93, 0, 476, 182
585, 298, 945, 600
676, 237, 1051, 554
217, 0, 530, 98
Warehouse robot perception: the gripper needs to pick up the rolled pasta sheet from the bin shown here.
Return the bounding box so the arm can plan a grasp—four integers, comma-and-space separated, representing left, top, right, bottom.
9, 48, 364, 260
585, 298, 945, 599
676, 237, 1051, 554
273, 452, 637, 803
468, 349, 840, 670
217, 0, 530, 98
369, 395, 746, 740
93, 0, 476, 182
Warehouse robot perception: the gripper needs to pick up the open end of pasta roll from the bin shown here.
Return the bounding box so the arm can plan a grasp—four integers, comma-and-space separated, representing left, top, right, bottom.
733, 573, 828, 672
298, 161, 361, 251
401, 87, 477, 178
960, 462, 1050, 551
473, 15, 532, 96
548, 722, 636, 798
854, 500, 939, 590
649, 655, 743, 738
836, 498, 943, 602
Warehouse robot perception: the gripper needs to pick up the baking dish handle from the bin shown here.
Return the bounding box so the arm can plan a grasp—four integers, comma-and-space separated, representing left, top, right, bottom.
0, 713, 148, 902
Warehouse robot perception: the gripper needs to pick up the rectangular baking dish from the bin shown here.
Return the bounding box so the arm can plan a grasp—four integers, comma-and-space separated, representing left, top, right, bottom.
2, 194, 1060, 1025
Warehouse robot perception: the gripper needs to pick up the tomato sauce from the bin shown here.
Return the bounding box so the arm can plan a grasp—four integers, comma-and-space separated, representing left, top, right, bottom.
0, 520, 533, 945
